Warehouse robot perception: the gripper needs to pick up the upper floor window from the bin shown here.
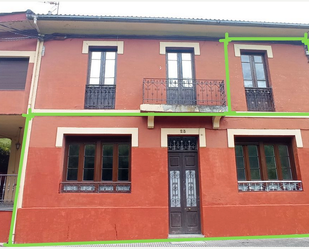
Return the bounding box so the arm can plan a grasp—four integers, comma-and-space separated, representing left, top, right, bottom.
235, 137, 302, 192
241, 52, 275, 112
166, 50, 195, 105
88, 50, 117, 85
241, 53, 268, 88
0, 58, 29, 90
167, 51, 194, 85
61, 136, 131, 193
84, 49, 117, 109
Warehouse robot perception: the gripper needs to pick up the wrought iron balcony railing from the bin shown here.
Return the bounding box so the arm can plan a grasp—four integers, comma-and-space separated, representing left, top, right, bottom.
143, 78, 226, 107
85, 85, 116, 109
245, 87, 275, 111
0, 174, 17, 210
238, 180, 302, 192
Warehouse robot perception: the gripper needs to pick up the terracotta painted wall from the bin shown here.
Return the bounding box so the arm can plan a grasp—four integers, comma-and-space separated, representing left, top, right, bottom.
228, 42, 309, 112
0, 211, 12, 242
34, 38, 309, 112
0, 39, 37, 114
14, 116, 309, 243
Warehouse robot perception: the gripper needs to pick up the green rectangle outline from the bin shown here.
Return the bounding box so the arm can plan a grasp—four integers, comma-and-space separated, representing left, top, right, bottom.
4, 33, 309, 247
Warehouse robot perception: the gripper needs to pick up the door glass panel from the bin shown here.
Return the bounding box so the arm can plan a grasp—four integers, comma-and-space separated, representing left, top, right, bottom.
170, 171, 181, 207
255, 64, 266, 80
168, 60, 178, 80
91, 52, 101, 59
104, 59, 115, 78
241, 55, 250, 62
257, 81, 267, 88
89, 78, 100, 85
90, 60, 101, 78
168, 53, 177, 60
241, 63, 252, 80
244, 80, 253, 87
104, 78, 114, 85
254, 55, 263, 62
182, 61, 193, 80
185, 170, 197, 207
106, 52, 116, 60
182, 53, 191, 61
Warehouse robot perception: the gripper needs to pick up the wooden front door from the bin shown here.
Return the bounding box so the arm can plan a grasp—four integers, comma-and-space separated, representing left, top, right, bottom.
168, 136, 201, 234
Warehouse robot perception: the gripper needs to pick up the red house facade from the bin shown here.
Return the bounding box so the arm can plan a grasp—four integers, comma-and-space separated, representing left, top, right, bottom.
1, 10, 309, 244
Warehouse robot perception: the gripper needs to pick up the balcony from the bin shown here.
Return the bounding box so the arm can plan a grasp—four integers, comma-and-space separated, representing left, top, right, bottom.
245, 87, 275, 111
84, 85, 115, 109
141, 78, 227, 113
0, 174, 17, 210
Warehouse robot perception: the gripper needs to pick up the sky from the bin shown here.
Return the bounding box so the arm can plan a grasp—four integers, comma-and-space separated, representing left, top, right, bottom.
1, 1, 309, 24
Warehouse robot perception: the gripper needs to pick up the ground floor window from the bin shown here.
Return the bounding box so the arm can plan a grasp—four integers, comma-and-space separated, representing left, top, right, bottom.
234, 137, 302, 192
61, 136, 131, 193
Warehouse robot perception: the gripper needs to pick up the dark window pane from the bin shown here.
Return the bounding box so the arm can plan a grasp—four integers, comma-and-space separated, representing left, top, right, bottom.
266, 156, 276, 169
250, 169, 261, 180
282, 168, 292, 180
248, 145, 258, 156
67, 169, 78, 181
118, 169, 129, 181
119, 157, 129, 169
85, 144, 95, 156
119, 145, 129, 156
102, 169, 113, 181
69, 144, 80, 156
83, 169, 94, 180
68, 156, 79, 169
278, 145, 289, 157
264, 145, 275, 157
249, 157, 259, 169
102, 157, 113, 169
236, 156, 245, 169
267, 168, 278, 180
237, 169, 246, 180
84, 157, 95, 169
280, 156, 291, 169
103, 145, 113, 156
235, 145, 243, 157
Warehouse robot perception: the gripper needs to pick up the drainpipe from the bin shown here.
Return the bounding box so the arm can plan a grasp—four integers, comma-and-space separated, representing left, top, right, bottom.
10, 36, 44, 244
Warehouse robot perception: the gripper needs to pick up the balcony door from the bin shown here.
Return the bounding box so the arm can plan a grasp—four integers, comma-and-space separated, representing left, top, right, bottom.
168, 136, 201, 234
166, 51, 195, 105
241, 53, 274, 111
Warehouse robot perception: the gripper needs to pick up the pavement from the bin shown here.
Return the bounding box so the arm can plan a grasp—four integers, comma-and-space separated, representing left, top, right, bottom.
57, 237, 309, 247
1, 238, 309, 247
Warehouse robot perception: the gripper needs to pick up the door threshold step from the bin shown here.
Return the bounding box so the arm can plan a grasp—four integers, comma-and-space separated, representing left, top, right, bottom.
168, 234, 204, 238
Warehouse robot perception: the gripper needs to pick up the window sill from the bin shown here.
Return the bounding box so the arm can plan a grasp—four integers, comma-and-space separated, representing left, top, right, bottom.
238, 180, 302, 192
60, 182, 131, 193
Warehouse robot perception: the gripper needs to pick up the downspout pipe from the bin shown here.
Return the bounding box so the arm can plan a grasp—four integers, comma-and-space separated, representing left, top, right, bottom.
9, 36, 44, 244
